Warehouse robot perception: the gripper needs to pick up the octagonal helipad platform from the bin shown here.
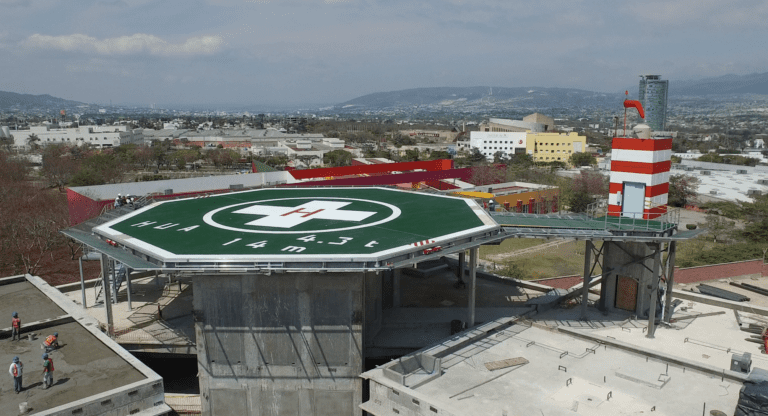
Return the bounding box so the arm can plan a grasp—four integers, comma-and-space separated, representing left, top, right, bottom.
88, 187, 501, 271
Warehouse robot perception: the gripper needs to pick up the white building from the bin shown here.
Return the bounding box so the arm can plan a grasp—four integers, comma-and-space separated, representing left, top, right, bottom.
468, 131, 528, 161
10, 125, 143, 149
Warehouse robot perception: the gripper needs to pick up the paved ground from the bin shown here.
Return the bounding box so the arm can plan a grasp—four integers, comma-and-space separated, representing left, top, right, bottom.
0, 321, 145, 416
63, 274, 195, 349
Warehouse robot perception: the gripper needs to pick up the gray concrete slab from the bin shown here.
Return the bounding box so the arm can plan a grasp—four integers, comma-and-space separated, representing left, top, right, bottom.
0, 275, 170, 416
0, 321, 145, 416
363, 325, 741, 416
0, 281, 65, 324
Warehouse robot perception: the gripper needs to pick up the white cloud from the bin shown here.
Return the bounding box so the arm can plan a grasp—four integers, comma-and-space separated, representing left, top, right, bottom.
23, 33, 224, 56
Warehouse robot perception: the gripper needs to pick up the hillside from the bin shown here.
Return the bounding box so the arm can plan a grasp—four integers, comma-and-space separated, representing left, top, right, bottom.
0, 90, 87, 111
670, 72, 768, 96
337, 86, 624, 111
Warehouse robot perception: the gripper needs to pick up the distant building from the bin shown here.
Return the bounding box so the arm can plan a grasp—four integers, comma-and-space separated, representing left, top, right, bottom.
463, 130, 586, 163
11, 125, 142, 149
639, 75, 669, 131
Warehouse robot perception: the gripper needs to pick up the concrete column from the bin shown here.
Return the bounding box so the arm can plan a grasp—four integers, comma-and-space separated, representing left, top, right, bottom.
598, 243, 614, 311
647, 244, 662, 338
393, 268, 401, 308
457, 251, 466, 283
79, 256, 87, 309
126, 270, 132, 311
580, 240, 594, 320
100, 254, 114, 336
663, 241, 677, 323
468, 247, 478, 327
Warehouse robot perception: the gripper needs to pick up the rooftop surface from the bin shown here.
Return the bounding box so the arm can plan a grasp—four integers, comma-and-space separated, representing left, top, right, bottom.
0, 275, 170, 415
90, 187, 499, 269
362, 280, 768, 416
671, 165, 768, 203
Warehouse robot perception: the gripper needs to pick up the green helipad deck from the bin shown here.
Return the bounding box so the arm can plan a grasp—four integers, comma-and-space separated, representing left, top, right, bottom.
91, 187, 500, 271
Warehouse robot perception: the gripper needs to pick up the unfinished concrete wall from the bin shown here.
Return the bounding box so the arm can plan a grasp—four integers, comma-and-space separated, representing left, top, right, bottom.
601, 241, 658, 317
193, 272, 376, 416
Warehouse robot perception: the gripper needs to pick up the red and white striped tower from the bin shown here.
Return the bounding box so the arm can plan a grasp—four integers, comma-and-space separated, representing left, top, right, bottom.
608, 99, 671, 219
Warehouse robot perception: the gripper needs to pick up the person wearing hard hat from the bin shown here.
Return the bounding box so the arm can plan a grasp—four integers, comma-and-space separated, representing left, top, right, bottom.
115, 194, 122, 208
42, 332, 59, 353
10, 312, 21, 341
41, 353, 54, 389
8, 356, 23, 394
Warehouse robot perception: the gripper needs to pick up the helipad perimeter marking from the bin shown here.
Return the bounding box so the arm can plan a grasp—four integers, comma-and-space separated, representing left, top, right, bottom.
202, 197, 402, 234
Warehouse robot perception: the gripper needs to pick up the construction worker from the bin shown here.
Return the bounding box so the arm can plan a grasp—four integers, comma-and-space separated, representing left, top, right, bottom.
42, 332, 59, 352
762, 327, 768, 354
115, 194, 122, 208
11, 312, 21, 341
8, 356, 23, 394
41, 353, 54, 389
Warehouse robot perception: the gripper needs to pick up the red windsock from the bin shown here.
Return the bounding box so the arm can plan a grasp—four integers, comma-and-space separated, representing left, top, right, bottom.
624, 100, 645, 119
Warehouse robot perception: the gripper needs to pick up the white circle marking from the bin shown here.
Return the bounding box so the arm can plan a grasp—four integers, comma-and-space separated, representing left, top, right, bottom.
202, 197, 402, 234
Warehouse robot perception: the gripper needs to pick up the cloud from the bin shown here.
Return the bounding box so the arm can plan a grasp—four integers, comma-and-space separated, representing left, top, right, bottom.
23, 33, 225, 56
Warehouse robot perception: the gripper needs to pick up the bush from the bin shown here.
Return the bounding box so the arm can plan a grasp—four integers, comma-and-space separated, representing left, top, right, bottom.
686, 224, 697, 230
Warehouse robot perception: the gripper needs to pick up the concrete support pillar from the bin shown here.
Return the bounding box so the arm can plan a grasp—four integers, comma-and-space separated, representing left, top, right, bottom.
154, 270, 159, 286
393, 268, 402, 308
580, 240, 594, 320
468, 247, 478, 328
663, 241, 677, 323
647, 244, 662, 338
100, 254, 114, 336
126, 270, 132, 311
457, 251, 465, 283
79, 256, 87, 309
598, 243, 614, 311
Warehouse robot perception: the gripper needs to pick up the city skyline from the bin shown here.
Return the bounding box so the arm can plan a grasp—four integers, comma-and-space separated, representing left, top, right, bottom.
0, 0, 766, 106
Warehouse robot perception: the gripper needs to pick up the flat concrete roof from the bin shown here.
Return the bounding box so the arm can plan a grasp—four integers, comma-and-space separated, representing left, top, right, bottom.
0, 275, 171, 415
362, 286, 768, 416
91, 187, 500, 270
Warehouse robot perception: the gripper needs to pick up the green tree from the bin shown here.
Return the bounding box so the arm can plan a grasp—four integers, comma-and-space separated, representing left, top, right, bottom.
26, 134, 41, 150
323, 149, 353, 167
668, 174, 700, 207
569, 152, 597, 167
741, 194, 768, 243
700, 214, 735, 243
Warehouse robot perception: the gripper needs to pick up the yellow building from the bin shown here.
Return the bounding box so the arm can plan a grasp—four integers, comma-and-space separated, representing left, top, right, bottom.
526, 131, 587, 163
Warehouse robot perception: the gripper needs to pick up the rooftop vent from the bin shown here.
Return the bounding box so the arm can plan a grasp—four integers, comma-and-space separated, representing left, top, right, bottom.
758, 179, 768, 185
709, 190, 718, 195
701, 170, 711, 175
164, 189, 173, 195
748, 190, 762, 196
737, 169, 748, 174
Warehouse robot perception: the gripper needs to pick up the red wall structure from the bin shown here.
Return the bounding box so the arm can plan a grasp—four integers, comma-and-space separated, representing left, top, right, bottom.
288, 159, 454, 180
282, 168, 473, 188
535, 259, 768, 289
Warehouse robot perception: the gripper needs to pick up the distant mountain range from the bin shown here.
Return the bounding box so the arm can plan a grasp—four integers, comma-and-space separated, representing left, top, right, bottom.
0, 90, 87, 110
671, 72, 768, 96
336, 86, 623, 110
338, 72, 768, 110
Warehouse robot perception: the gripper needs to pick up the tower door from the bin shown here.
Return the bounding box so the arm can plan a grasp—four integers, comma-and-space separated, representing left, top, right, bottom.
622, 182, 645, 219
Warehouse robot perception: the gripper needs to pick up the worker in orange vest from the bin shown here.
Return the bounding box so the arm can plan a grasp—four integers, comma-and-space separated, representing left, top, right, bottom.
9, 356, 23, 394
41, 353, 54, 389
11, 312, 21, 341
42, 332, 59, 352
763, 327, 768, 354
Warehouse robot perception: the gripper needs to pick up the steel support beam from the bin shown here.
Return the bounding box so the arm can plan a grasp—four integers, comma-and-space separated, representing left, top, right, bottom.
100, 254, 114, 336
78, 256, 87, 309
647, 243, 662, 338
457, 251, 466, 283
468, 247, 478, 327
580, 240, 594, 320
393, 268, 401, 308
126, 269, 132, 311
663, 241, 677, 323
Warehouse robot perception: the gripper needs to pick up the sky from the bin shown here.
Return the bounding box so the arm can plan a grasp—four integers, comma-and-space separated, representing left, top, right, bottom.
0, 0, 767, 107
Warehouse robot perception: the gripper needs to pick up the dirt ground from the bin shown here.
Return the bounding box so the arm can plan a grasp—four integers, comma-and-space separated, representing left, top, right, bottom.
0, 282, 65, 323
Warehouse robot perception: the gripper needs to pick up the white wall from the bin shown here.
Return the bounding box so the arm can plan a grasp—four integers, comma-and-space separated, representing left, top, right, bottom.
469, 131, 527, 161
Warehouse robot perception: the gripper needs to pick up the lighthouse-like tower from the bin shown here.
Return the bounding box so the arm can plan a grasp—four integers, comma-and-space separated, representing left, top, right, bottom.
608, 99, 671, 219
